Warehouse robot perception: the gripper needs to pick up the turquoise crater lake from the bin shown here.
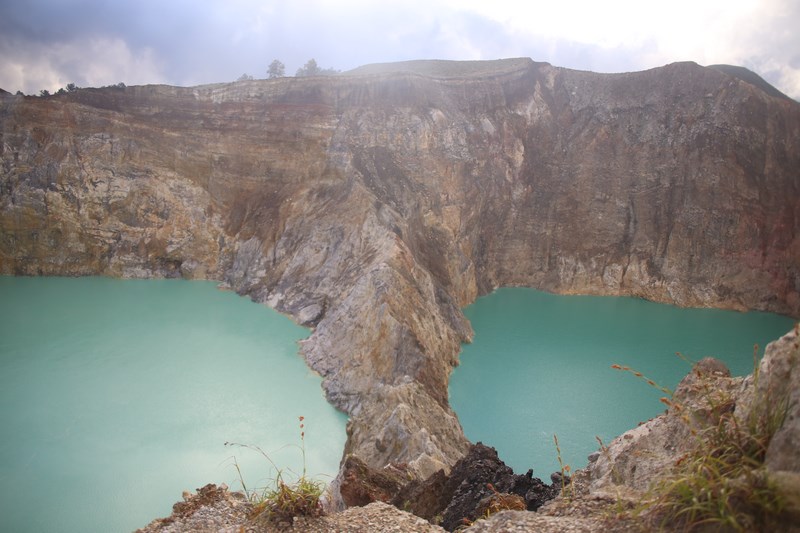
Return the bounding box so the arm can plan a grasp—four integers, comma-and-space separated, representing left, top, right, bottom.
0, 276, 346, 533
449, 288, 795, 478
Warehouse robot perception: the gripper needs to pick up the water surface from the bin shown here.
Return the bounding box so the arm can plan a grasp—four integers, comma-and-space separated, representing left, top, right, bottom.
449, 288, 795, 477
0, 276, 346, 533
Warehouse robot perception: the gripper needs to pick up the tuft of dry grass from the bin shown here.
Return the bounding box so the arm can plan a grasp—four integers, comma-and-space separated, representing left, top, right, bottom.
553, 434, 574, 499
226, 416, 326, 525
612, 348, 792, 532
251, 475, 325, 524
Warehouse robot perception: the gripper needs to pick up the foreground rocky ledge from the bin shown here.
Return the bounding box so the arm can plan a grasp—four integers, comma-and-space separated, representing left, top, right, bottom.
136, 487, 630, 533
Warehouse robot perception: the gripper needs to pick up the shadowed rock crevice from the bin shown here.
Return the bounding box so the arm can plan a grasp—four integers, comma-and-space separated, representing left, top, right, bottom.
2, 58, 798, 482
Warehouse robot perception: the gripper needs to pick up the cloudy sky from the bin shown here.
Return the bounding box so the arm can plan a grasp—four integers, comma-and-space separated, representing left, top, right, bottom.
1, 0, 798, 99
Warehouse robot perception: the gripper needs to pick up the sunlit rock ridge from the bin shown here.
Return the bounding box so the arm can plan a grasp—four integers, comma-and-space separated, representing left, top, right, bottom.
2, 58, 799, 478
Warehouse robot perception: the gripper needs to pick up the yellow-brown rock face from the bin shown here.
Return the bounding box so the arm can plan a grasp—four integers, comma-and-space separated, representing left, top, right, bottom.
2, 58, 798, 477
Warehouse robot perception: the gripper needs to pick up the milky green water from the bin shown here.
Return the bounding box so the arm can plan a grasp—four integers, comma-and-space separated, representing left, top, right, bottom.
0, 276, 347, 533
449, 288, 796, 478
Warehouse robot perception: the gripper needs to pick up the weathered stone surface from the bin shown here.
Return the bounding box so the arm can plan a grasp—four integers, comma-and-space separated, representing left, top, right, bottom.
769, 470, 800, 529
338, 455, 409, 507
755, 325, 800, 472
462, 510, 622, 533
136, 484, 252, 533
2, 58, 799, 490
139, 487, 447, 533
392, 468, 450, 522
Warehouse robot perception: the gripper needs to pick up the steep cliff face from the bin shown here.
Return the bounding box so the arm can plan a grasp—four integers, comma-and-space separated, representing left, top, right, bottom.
2, 58, 798, 477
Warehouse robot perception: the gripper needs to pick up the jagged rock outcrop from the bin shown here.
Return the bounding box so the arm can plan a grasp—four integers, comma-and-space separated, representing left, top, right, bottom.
2, 58, 799, 484
338, 455, 409, 507
585, 326, 800, 531
588, 325, 800, 492
338, 442, 560, 530
395, 443, 559, 531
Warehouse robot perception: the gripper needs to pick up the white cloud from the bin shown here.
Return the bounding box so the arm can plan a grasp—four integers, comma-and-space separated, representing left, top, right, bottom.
434, 0, 798, 98
1, 37, 164, 94
69, 38, 164, 88
0, 0, 797, 98
440, 0, 759, 49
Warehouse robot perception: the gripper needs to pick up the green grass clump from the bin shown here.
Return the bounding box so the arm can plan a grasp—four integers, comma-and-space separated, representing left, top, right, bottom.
226, 416, 326, 524
251, 475, 325, 524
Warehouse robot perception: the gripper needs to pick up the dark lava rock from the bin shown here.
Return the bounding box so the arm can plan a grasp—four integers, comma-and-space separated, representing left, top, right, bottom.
394, 442, 560, 531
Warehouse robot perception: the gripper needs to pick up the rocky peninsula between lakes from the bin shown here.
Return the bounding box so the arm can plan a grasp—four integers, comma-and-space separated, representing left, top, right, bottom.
2, 57, 799, 530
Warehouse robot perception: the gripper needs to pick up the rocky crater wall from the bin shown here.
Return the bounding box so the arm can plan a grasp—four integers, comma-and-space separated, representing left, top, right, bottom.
2, 58, 798, 478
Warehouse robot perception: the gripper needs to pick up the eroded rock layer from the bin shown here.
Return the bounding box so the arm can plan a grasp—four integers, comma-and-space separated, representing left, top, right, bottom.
2, 58, 799, 476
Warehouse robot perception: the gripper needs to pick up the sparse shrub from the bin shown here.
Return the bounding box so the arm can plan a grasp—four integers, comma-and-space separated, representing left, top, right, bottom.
267, 59, 285, 79
252, 474, 325, 523
296, 58, 320, 77
295, 58, 339, 77
225, 416, 326, 525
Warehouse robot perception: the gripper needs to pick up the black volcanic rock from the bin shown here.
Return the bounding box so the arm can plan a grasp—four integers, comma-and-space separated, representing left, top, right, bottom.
394, 443, 560, 531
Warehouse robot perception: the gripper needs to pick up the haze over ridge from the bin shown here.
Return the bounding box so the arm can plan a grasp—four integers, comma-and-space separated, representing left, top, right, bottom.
1, 0, 798, 100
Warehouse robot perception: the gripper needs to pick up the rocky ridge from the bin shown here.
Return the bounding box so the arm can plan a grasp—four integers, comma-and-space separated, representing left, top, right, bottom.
2, 58, 799, 492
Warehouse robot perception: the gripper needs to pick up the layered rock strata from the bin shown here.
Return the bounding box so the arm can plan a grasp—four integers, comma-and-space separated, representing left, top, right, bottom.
2, 58, 799, 479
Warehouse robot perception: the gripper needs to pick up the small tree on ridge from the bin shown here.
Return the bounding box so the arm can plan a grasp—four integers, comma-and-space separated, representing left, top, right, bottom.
268, 59, 285, 78
296, 58, 320, 77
